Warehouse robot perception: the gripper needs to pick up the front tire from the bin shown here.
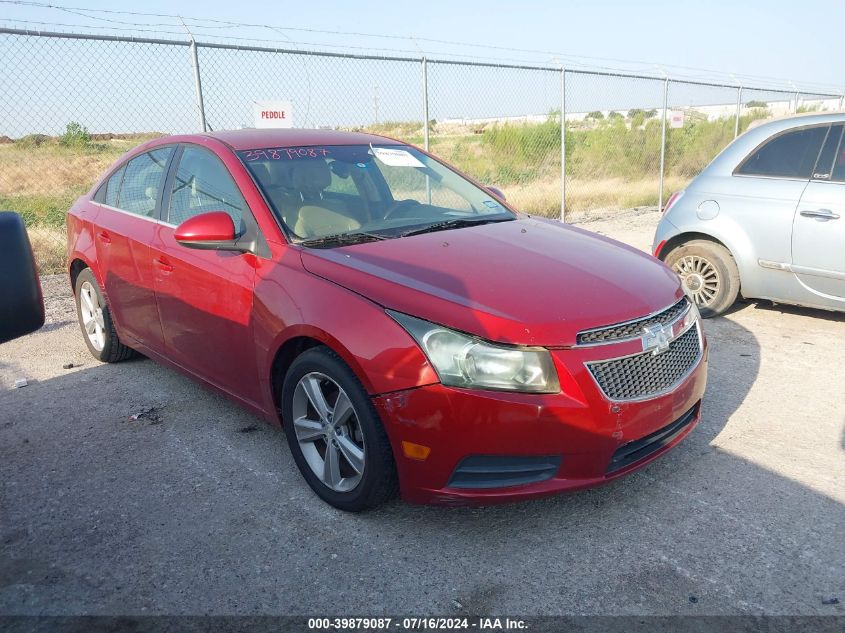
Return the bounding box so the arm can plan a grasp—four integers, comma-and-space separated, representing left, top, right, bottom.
74, 268, 136, 362
281, 347, 398, 511
663, 240, 740, 318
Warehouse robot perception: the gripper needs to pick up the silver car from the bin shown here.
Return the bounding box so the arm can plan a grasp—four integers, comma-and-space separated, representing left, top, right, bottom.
653, 112, 845, 317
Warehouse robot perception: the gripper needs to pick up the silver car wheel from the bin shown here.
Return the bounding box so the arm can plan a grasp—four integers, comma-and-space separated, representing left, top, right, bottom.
291, 372, 366, 493
673, 255, 720, 308
79, 280, 106, 351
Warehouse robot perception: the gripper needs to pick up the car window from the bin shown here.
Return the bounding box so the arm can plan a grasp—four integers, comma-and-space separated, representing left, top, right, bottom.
117, 147, 173, 217
238, 145, 511, 242
168, 146, 247, 230
104, 165, 126, 207
812, 125, 843, 180
736, 126, 828, 179
831, 129, 845, 183
324, 162, 360, 196
379, 163, 472, 212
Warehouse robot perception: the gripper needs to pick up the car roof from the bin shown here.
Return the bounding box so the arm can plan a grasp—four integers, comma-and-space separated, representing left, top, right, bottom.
701, 111, 845, 176
744, 111, 845, 135
201, 128, 405, 150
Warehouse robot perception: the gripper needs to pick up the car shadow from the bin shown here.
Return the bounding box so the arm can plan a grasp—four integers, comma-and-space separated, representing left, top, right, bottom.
741, 299, 845, 323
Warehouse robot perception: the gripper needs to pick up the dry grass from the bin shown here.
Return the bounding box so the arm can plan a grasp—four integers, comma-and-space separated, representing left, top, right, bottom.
0, 138, 147, 198
502, 175, 689, 219
27, 225, 67, 274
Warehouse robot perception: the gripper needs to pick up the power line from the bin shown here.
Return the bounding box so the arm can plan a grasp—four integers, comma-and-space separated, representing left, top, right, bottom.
0, 0, 841, 92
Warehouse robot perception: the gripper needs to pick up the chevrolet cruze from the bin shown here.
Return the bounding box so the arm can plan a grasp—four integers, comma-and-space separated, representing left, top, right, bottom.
67, 129, 708, 511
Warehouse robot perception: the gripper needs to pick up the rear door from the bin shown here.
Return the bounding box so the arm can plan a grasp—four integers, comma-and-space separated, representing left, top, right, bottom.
92, 146, 173, 349
150, 144, 263, 407
792, 124, 845, 302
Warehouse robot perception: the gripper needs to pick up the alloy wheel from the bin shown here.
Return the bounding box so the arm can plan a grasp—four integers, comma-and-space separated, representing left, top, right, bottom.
673, 255, 721, 308
79, 280, 106, 351
291, 372, 366, 492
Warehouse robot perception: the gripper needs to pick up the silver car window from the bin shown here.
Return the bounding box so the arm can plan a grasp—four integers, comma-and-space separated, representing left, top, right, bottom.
830, 130, 845, 183
812, 125, 843, 181
736, 126, 828, 180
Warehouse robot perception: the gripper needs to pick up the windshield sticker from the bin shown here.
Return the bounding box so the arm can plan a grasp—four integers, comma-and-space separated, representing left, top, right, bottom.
482, 200, 501, 209
370, 146, 424, 168
242, 148, 331, 161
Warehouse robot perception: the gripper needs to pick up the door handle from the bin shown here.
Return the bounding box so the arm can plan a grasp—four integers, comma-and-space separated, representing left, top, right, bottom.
800, 209, 840, 220
154, 257, 174, 273
97, 230, 111, 244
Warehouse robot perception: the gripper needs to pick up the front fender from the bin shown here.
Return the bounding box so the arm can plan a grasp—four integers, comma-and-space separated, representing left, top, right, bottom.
253, 245, 438, 415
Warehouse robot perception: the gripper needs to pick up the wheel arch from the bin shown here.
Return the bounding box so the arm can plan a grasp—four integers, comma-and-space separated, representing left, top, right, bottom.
69, 257, 90, 290
268, 328, 377, 426
657, 231, 733, 263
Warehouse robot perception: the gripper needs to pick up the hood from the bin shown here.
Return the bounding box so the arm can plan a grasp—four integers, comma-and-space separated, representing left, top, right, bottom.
300, 217, 683, 347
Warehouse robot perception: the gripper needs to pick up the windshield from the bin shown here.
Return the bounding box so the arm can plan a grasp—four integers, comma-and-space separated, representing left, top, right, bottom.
238, 144, 515, 246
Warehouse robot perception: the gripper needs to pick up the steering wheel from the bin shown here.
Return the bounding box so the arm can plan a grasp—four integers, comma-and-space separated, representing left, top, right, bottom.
384, 198, 421, 220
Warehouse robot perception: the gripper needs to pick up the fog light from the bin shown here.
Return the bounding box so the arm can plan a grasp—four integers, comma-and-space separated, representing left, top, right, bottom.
401, 441, 431, 461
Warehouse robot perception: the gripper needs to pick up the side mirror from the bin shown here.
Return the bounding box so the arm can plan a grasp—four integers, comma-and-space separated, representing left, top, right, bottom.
174, 212, 242, 251
486, 186, 506, 201
0, 211, 45, 344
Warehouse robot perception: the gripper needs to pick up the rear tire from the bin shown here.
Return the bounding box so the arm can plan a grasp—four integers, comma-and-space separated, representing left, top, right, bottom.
281, 346, 398, 511
663, 240, 740, 318
74, 268, 136, 362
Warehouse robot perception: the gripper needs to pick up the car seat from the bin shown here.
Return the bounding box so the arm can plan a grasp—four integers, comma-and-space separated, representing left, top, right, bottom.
289, 159, 360, 238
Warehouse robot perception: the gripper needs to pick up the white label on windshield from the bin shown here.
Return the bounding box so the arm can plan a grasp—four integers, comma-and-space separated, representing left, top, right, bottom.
371, 147, 424, 168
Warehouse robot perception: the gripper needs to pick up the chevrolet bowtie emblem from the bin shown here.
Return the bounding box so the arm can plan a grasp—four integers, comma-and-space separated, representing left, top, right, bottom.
641, 323, 672, 355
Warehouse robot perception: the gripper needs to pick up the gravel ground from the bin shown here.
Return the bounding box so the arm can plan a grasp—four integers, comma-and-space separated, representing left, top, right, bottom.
1, 210, 843, 616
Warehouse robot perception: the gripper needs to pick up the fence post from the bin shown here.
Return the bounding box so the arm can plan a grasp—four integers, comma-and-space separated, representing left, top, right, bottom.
658, 77, 669, 211
189, 38, 207, 132
734, 86, 743, 138
793, 91, 800, 114
560, 67, 566, 223
421, 57, 430, 151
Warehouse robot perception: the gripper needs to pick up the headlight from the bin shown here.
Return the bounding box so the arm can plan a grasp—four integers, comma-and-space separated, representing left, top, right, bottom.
388, 311, 560, 393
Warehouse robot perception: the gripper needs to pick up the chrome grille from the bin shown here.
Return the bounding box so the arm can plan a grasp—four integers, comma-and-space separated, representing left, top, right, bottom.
577, 298, 689, 345
587, 326, 702, 401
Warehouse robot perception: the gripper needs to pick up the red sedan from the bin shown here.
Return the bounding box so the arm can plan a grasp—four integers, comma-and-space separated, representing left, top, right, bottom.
66, 129, 707, 511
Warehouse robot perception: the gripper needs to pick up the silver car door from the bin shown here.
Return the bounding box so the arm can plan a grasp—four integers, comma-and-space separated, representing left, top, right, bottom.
791, 124, 845, 303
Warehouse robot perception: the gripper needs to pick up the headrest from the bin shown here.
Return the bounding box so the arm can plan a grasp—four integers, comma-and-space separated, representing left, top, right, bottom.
291, 159, 332, 194
264, 161, 294, 189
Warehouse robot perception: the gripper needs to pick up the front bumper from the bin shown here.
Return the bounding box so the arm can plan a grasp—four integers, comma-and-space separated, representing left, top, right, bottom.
373, 333, 708, 506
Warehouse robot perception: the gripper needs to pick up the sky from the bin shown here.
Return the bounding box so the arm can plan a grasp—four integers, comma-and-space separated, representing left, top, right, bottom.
2, 0, 843, 92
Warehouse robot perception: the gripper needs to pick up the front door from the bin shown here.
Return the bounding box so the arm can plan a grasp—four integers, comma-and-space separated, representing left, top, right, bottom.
792, 124, 845, 303
150, 144, 263, 407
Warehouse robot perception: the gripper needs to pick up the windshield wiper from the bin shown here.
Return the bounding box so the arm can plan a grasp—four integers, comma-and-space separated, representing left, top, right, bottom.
298, 231, 387, 248
399, 215, 514, 238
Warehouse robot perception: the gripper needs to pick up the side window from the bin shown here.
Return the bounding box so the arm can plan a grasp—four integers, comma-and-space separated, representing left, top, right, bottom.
104, 165, 126, 207
168, 146, 248, 231
736, 126, 828, 179
117, 147, 173, 217
812, 125, 843, 180
830, 129, 845, 183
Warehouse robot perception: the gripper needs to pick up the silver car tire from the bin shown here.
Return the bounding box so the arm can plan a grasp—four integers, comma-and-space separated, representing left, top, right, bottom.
74, 268, 136, 362
664, 240, 740, 318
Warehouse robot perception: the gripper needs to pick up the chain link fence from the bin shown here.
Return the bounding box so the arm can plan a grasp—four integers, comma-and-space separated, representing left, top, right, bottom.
0, 28, 842, 272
